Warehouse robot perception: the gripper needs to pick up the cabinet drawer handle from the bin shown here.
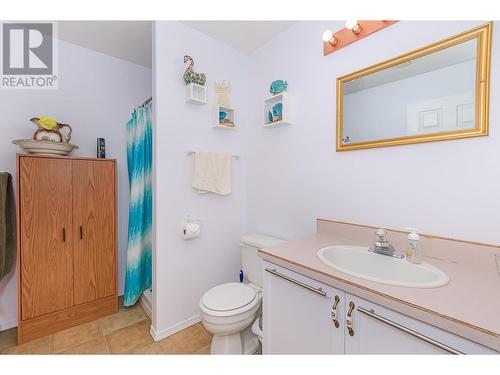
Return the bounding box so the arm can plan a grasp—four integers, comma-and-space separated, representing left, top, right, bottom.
346, 301, 355, 336
331, 295, 340, 328
265, 268, 326, 297
62, 227, 66, 242
357, 306, 463, 355
80, 225, 83, 239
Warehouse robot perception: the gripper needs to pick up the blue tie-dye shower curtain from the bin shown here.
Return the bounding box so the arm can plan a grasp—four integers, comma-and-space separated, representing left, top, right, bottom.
124, 104, 152, 306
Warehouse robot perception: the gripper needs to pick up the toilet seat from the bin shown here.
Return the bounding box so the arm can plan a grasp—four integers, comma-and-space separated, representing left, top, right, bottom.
199, 234, 283, 354
200, 283, 259, 317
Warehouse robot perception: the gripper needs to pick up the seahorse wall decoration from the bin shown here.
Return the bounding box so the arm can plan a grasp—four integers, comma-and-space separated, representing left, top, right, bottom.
183, 55, 207, 86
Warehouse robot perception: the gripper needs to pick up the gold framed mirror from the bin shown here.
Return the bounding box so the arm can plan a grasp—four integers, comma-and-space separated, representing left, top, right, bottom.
336, 23, 492, 151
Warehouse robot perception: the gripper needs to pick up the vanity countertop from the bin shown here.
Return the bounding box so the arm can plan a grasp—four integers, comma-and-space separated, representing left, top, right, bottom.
258, 219, 500, 352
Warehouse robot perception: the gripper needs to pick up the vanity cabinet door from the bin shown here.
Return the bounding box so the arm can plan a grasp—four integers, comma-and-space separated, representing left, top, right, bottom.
262, 262, 345, 354
344, 294, 495, 355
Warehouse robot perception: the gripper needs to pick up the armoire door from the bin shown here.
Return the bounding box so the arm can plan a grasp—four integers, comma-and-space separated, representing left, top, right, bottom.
72, 160, 116, 305
20, 157, 74, 319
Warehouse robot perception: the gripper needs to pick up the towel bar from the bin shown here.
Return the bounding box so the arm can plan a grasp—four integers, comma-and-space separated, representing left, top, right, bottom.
186, 151, 241, 159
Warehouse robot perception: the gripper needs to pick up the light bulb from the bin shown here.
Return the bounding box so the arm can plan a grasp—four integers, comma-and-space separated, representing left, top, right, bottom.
322, 29, 333, 42
345, 20, 357, 29
322, 29, 338, 46
345, 20, 361, 34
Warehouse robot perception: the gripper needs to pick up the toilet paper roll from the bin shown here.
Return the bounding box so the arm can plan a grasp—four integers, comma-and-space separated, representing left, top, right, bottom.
183, 222, 200, 240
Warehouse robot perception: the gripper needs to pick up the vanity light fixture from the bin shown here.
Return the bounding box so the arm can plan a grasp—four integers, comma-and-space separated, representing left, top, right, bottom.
323, 21, 398, 56
345, 20, 361, 35
322, 29, 338, 46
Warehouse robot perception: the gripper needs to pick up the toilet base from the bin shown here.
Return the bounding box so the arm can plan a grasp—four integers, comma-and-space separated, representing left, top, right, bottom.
210, 326, 259, 355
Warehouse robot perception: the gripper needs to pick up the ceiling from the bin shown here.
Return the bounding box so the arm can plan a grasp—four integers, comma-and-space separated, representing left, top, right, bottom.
182, 21, 294, 54
58, 21, 152, 68
56, 21, 294, 68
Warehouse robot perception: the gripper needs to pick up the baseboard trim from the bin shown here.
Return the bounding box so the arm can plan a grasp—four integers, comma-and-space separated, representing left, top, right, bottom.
0, 317, 18, 331
150, 314, 201, 342
140, 290, 152, 319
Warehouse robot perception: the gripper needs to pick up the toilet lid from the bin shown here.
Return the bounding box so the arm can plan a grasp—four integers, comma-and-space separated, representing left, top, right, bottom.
201, 283, 256, 312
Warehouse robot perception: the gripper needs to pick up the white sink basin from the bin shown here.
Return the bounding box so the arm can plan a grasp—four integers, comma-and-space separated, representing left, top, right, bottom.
317, 245, 449, 288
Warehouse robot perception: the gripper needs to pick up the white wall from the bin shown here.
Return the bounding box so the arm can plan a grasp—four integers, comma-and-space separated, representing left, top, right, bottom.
153, 22, 250, 336
247, 21, 500, 245
0, 39, 151, 330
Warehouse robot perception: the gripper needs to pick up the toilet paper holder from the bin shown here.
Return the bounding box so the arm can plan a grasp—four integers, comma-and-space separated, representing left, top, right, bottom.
184, 215, 201, 223
182, 215, 201, 239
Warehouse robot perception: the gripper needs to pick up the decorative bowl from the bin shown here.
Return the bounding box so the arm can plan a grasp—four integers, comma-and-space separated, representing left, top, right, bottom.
13, 139, 79, 156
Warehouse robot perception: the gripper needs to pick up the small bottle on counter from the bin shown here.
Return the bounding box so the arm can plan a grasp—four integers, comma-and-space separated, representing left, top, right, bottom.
405, 227, 421, 264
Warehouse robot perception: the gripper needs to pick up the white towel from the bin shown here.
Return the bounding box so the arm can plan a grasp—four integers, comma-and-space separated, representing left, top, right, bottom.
192, 151, 232, 195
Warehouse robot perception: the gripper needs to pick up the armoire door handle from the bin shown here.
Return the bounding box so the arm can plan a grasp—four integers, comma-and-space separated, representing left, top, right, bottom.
80, 225, 83, 239
62, 227, 66, 242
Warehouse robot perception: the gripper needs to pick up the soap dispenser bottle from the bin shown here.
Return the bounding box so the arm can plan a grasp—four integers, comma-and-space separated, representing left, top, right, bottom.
405, 227, 421, 264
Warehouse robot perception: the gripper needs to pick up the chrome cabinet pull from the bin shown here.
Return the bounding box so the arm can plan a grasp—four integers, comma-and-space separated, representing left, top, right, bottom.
357, 306, 463, 355
346, 301, 355, 336
331, 295, 340, 328
265, 268, 327, 297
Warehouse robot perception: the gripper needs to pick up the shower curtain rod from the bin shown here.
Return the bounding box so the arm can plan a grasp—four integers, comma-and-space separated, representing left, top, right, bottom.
134, 96, 152, 111
140, 96, 152, 106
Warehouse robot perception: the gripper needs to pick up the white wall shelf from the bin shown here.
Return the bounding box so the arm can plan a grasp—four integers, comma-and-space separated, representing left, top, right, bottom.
213, 104, 236, 129
264, 91, 295, 128
264, 120, 288, 129
185, 83, 207, 104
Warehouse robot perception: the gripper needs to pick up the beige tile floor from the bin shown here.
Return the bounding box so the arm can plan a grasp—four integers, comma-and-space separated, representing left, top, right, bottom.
0, 300, 212, 355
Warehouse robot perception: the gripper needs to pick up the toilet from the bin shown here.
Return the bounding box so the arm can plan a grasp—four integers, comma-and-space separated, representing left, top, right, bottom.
199, 234, 284, 354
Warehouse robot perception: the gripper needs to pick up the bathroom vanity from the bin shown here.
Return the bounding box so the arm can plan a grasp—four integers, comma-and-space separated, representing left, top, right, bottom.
259, 219, 500, 354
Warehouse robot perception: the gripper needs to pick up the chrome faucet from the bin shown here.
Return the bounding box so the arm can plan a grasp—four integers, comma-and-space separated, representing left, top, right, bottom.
368, 229, 405, 259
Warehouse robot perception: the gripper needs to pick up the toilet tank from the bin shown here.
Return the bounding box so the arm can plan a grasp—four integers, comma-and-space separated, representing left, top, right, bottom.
240, 234, 285, 287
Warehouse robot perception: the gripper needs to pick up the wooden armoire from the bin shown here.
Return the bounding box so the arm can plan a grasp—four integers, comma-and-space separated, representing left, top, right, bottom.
16, 154, 118, 344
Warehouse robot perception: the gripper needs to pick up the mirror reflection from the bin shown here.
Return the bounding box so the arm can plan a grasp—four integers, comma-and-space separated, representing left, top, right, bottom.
340, 37, 481, 147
